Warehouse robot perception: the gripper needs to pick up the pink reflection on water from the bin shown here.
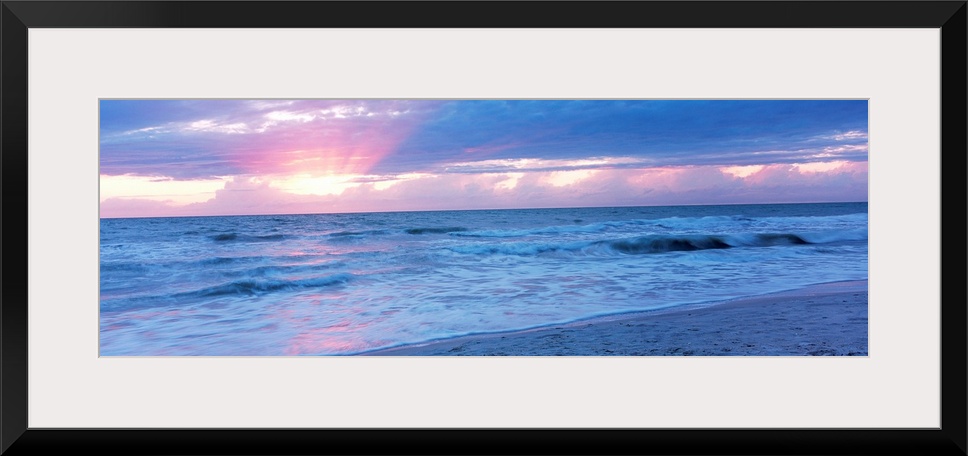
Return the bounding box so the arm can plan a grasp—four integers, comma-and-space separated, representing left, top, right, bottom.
101, 324, 130, 332
266, 295, 397, 355
283, 318, 374, 355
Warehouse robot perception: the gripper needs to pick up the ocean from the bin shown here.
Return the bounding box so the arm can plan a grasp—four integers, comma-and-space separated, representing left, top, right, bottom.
99, 202, 868, 355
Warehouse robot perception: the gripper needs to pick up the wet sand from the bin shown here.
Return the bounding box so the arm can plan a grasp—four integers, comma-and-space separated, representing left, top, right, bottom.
362, 280, 868, 356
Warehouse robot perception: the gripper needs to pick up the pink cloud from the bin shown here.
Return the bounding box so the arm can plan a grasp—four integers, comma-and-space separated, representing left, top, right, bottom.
100, 161, 868, 218
100, 198, 184, 219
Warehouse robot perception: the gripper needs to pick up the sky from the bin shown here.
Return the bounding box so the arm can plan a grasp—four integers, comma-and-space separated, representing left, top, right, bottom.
99, 100, 868, 218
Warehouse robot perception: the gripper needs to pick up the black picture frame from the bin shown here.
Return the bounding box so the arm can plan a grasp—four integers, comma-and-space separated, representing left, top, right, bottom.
2, 1, 965, 455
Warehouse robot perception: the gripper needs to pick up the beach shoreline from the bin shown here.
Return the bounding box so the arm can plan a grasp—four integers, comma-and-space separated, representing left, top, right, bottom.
361, 280, 868, 356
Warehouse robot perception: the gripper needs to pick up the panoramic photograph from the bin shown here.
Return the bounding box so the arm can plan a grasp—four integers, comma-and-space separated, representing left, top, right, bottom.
99, 99, 868, 356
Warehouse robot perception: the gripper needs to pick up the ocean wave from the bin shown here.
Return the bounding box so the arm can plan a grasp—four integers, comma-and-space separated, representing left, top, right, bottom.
184, 273, 355, 298
100, 273, 356, 312
405, 227, 468, 235
602, 236, 734, 254
446, 235, 732, 256
448, 230, 864, 257
453, 218, 685, 238
451, 212, 866, 240
209, 233, 289, 242
330, 230, 387, 237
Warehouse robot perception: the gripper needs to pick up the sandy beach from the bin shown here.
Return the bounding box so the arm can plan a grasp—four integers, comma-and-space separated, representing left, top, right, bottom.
363, 280, 868, 356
